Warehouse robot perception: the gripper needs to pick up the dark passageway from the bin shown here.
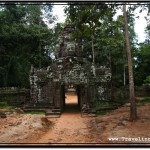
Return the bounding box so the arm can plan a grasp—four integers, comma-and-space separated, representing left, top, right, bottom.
64, 86, 80, 113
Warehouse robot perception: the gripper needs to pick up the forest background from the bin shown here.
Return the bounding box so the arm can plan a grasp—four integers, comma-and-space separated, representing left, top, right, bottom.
0, 2, 150, 102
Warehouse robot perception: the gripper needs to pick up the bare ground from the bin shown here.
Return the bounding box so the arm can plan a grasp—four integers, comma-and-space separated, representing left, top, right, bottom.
0, 93, 150, 146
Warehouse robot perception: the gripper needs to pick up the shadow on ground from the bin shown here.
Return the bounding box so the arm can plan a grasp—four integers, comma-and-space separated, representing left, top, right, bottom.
64, 103, 80, 113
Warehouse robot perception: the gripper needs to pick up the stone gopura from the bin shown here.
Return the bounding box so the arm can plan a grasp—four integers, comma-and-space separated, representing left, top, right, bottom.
28, 25, 111, 115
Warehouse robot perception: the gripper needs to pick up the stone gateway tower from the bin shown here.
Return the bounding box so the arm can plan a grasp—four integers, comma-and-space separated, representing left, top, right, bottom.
27, 25, 111, 115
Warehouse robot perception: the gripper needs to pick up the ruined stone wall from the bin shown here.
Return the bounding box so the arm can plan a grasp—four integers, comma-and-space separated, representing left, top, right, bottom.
30, 67, 54, 105
28, 25, 112, 112
29, 64, 111, 110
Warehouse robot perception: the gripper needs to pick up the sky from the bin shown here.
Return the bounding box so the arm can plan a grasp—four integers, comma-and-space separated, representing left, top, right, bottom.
52, 4, 147, 43
134, 8, 147, 43
52, 4, 67, 23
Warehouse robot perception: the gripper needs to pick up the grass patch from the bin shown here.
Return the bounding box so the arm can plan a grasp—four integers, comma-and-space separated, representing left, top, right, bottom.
96, 109, 113, 115
138, 97, 150, 105
137, 97, 150, 106
25, 111, 45, 114
0, 95, 19, 101
93, 102, 121, 110
0, 101, 8, 107
141, 97, 150, 102
0, 101, 15, 109
90, 101, 121, 116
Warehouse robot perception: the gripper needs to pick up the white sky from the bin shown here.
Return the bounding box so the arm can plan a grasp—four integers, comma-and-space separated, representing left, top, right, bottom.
50, 4, 66, 28
52, 5, 147, 43
52, 5, 66, 23
134, 8, 147, 43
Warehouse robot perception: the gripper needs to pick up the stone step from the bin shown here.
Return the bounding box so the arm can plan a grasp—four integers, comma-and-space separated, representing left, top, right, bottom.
45, 114, 60, 118
23, 108, 46, 112
81, 113, 97, 117
45, 110, 61, 115
23, 104, 53, 109
24, 106, 52, 109
52, 108, 61, 112
45, 108, 61, 118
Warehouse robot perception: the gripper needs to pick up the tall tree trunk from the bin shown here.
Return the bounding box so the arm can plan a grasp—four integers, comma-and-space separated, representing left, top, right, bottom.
123, 5, 137, 121
39, 20, 41, 69
39, 42, 41, 68
91, 35, 95, 64
124, 65, 126, 86
91, 34, 96, 77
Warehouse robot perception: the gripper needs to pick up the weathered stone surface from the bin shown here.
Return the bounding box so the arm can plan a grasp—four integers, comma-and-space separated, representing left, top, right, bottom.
28, 25, 112, 114
15, 108, 24, 114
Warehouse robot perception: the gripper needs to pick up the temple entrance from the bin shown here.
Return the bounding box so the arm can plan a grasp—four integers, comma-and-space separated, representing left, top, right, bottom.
62, 85, 80, 113
28, 25, 111, 116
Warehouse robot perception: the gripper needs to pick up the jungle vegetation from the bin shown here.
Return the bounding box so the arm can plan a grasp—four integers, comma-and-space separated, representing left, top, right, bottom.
0, 2, 150, 120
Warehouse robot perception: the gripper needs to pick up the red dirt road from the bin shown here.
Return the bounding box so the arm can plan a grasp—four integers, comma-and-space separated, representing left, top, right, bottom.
35, 92, 96, 144
0, 93, 150, 146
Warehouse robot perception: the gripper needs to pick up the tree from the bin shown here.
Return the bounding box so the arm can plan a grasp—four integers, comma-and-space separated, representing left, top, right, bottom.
65, 3, 130, 88
134, 42, 150, 85
0, 2, 56, 87
123, 4, 137, 121
25, 4, 55, 68
65, 3, 109, 64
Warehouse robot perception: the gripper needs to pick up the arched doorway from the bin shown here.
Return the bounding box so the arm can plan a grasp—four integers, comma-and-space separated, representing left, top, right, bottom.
61, 84, 81, 113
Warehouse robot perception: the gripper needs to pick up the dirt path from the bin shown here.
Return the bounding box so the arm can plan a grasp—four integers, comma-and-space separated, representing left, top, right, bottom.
31, 94, 150, 145
0, 94, 150, 145
35, 93, 96, 144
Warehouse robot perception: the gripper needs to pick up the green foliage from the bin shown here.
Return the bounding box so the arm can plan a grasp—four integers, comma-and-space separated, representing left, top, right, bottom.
144, 75, 150, 83
0, 101, 8, 107
141, 97, 150, 102
112, 87, 129, 103
138, 97, 150, 105
25, 111, 45, 114
0, 3, 56, 88
0, 101, 15, 109
65, 3, 138, 88
134, 43, 150, 85
91, 101, 122, 115
51, 22, 65, 54
0, 2, 148, 91
134, 4, 150, 85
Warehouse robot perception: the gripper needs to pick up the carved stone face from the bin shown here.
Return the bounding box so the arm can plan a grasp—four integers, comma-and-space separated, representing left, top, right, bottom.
66, 43, 75, 52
